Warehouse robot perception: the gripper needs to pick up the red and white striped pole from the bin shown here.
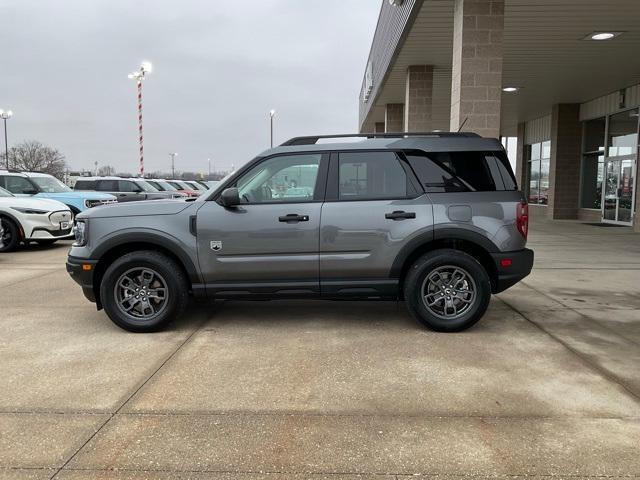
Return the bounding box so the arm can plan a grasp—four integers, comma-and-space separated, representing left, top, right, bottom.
137, 79, 144, 177
128, 61, 152, 177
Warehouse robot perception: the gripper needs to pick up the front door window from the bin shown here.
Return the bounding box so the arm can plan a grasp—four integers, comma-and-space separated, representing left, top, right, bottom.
236, 154, 322, 203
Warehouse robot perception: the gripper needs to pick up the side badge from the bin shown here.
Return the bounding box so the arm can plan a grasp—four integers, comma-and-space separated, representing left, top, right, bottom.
210, 240, 222, 252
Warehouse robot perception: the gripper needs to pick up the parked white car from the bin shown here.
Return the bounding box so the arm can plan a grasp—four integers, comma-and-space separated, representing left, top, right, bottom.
0, 186, 74, 252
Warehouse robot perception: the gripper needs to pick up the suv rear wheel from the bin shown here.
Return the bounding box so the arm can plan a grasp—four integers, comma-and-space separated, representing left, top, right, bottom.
100, 250, 189, 332
404, 249, 491, 332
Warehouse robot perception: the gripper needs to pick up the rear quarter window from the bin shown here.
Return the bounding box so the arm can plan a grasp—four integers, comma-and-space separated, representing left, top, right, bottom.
405, 150, 517, 192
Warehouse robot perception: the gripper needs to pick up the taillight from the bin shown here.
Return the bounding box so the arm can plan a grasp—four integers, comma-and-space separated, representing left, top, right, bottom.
516, 201, 529, 240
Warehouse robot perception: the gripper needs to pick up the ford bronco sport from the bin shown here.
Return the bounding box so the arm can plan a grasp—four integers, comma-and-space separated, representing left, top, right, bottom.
67, 132, 533, 332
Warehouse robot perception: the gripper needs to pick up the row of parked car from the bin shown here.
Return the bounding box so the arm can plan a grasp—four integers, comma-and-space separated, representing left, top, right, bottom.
0, 169, 218, 252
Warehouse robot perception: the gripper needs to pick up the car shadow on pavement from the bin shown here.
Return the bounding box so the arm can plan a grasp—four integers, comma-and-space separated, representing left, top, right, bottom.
192, 298, 435, 332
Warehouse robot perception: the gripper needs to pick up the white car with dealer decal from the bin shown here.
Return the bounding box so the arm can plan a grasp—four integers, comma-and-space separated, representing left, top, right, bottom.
0, 186, 74, 252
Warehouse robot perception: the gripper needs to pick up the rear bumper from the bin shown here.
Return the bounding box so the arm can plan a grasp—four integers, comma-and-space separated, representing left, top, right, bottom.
491, 248, 534, 293
66, 256, 97, 303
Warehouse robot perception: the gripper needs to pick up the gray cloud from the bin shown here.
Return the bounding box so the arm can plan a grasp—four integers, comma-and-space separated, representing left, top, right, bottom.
2, 0, 379, 174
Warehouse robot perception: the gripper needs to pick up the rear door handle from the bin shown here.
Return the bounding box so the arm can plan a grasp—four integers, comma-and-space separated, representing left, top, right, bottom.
385, 210, 416, 220
279, 214, 309, 223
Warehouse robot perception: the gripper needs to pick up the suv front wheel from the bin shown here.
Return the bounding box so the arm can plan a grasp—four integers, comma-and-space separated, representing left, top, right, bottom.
100, 250, 189, 332
404, 249, 491, 332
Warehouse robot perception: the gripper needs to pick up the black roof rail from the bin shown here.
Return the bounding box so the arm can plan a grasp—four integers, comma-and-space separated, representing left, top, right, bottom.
280, 132, 480, 146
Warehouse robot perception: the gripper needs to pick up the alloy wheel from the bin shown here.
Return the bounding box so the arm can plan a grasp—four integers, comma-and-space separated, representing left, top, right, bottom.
421, 265, 477, 320
114, 267, 169, 320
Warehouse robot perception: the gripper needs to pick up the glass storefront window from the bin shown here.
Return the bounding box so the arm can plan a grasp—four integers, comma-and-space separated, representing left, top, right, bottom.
531, 143, 541, 160
580, 117, 607, 209
539, 157, 550, 204
580, 153, 604, 209
608, 109, 639, 157
527, 141, 550, 205
584, 117, 605, 153
528, 159, 540, 203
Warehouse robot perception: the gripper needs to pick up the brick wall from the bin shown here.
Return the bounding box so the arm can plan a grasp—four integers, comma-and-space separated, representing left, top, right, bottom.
385, 104, 405, 133
548, 104, 582, 219
450, 0, 504, 138
404, 65, 434, 132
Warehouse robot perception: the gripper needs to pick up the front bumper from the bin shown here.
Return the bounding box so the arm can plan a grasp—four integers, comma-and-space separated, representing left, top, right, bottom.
66, 256, 98, 303
491, 248, 534, 293
23, 210, 74, 240
27, 227, 74, 240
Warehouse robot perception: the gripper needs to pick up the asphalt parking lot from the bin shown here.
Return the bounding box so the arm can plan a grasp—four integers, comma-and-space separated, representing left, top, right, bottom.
1, 219, 639, 479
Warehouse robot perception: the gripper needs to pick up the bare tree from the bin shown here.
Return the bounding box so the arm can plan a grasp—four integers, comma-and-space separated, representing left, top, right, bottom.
97, 165, 116, 176
9, 140, 67, 179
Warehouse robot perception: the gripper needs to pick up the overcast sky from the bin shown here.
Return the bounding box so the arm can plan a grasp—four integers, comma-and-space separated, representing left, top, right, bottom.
2, 0, 380, 175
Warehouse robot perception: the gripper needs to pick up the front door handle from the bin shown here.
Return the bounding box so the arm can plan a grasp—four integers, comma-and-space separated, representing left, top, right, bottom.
279, 214, 309, 223
385, 210, 416, 220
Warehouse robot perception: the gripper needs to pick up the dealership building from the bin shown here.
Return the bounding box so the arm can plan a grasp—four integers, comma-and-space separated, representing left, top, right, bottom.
359, 0, 640, 230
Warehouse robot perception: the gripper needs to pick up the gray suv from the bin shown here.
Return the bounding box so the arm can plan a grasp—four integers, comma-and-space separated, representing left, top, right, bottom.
67, 133, 533, 332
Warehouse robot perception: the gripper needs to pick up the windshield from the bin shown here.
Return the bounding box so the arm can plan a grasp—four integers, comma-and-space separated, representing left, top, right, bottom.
0, 186, 14, 197
156, 180, 177, 191
30, 175, 72, 193
168, 181, 190, 190
135, 180, 158, 192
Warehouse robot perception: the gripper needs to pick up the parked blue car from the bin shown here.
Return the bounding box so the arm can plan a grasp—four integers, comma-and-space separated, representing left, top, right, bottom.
0, 171, 116, 214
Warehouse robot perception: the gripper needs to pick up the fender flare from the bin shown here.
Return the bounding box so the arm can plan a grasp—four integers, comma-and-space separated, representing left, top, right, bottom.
389, 227, 499, 278
91, 230, 201, 284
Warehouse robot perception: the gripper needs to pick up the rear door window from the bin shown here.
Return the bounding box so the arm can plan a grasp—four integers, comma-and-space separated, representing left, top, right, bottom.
335, 151, 417, 200
74, 180, 95, 190
96, 180, 118, 191
118, 180, 138, 192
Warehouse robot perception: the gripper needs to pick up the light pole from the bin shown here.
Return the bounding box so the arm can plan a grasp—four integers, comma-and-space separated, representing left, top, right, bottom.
0, 109, 13, 169
269, 109, 276, 148
128, 61, 152, 177
169, 152, 178, 179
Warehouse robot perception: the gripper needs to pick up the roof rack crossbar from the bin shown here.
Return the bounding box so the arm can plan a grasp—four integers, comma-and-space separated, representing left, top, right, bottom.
280, 132, 480, 146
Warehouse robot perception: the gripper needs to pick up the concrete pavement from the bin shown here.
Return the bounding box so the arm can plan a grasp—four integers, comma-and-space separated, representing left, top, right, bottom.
0, 220, 639, 479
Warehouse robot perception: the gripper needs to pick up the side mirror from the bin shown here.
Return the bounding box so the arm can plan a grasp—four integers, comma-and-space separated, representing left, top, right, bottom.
219, 187, 240, 207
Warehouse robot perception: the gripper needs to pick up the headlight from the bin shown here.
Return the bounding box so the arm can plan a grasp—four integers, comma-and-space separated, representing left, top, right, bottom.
11, 207, 48, 215
73, 220, 87, 247
84, 199, 104, 208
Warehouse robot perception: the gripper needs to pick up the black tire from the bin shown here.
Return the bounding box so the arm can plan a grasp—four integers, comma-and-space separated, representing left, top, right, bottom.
0, 217, 20, 252
99, 250, 189, 332
35, 239, 58, 246
404, 248, 491, 332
